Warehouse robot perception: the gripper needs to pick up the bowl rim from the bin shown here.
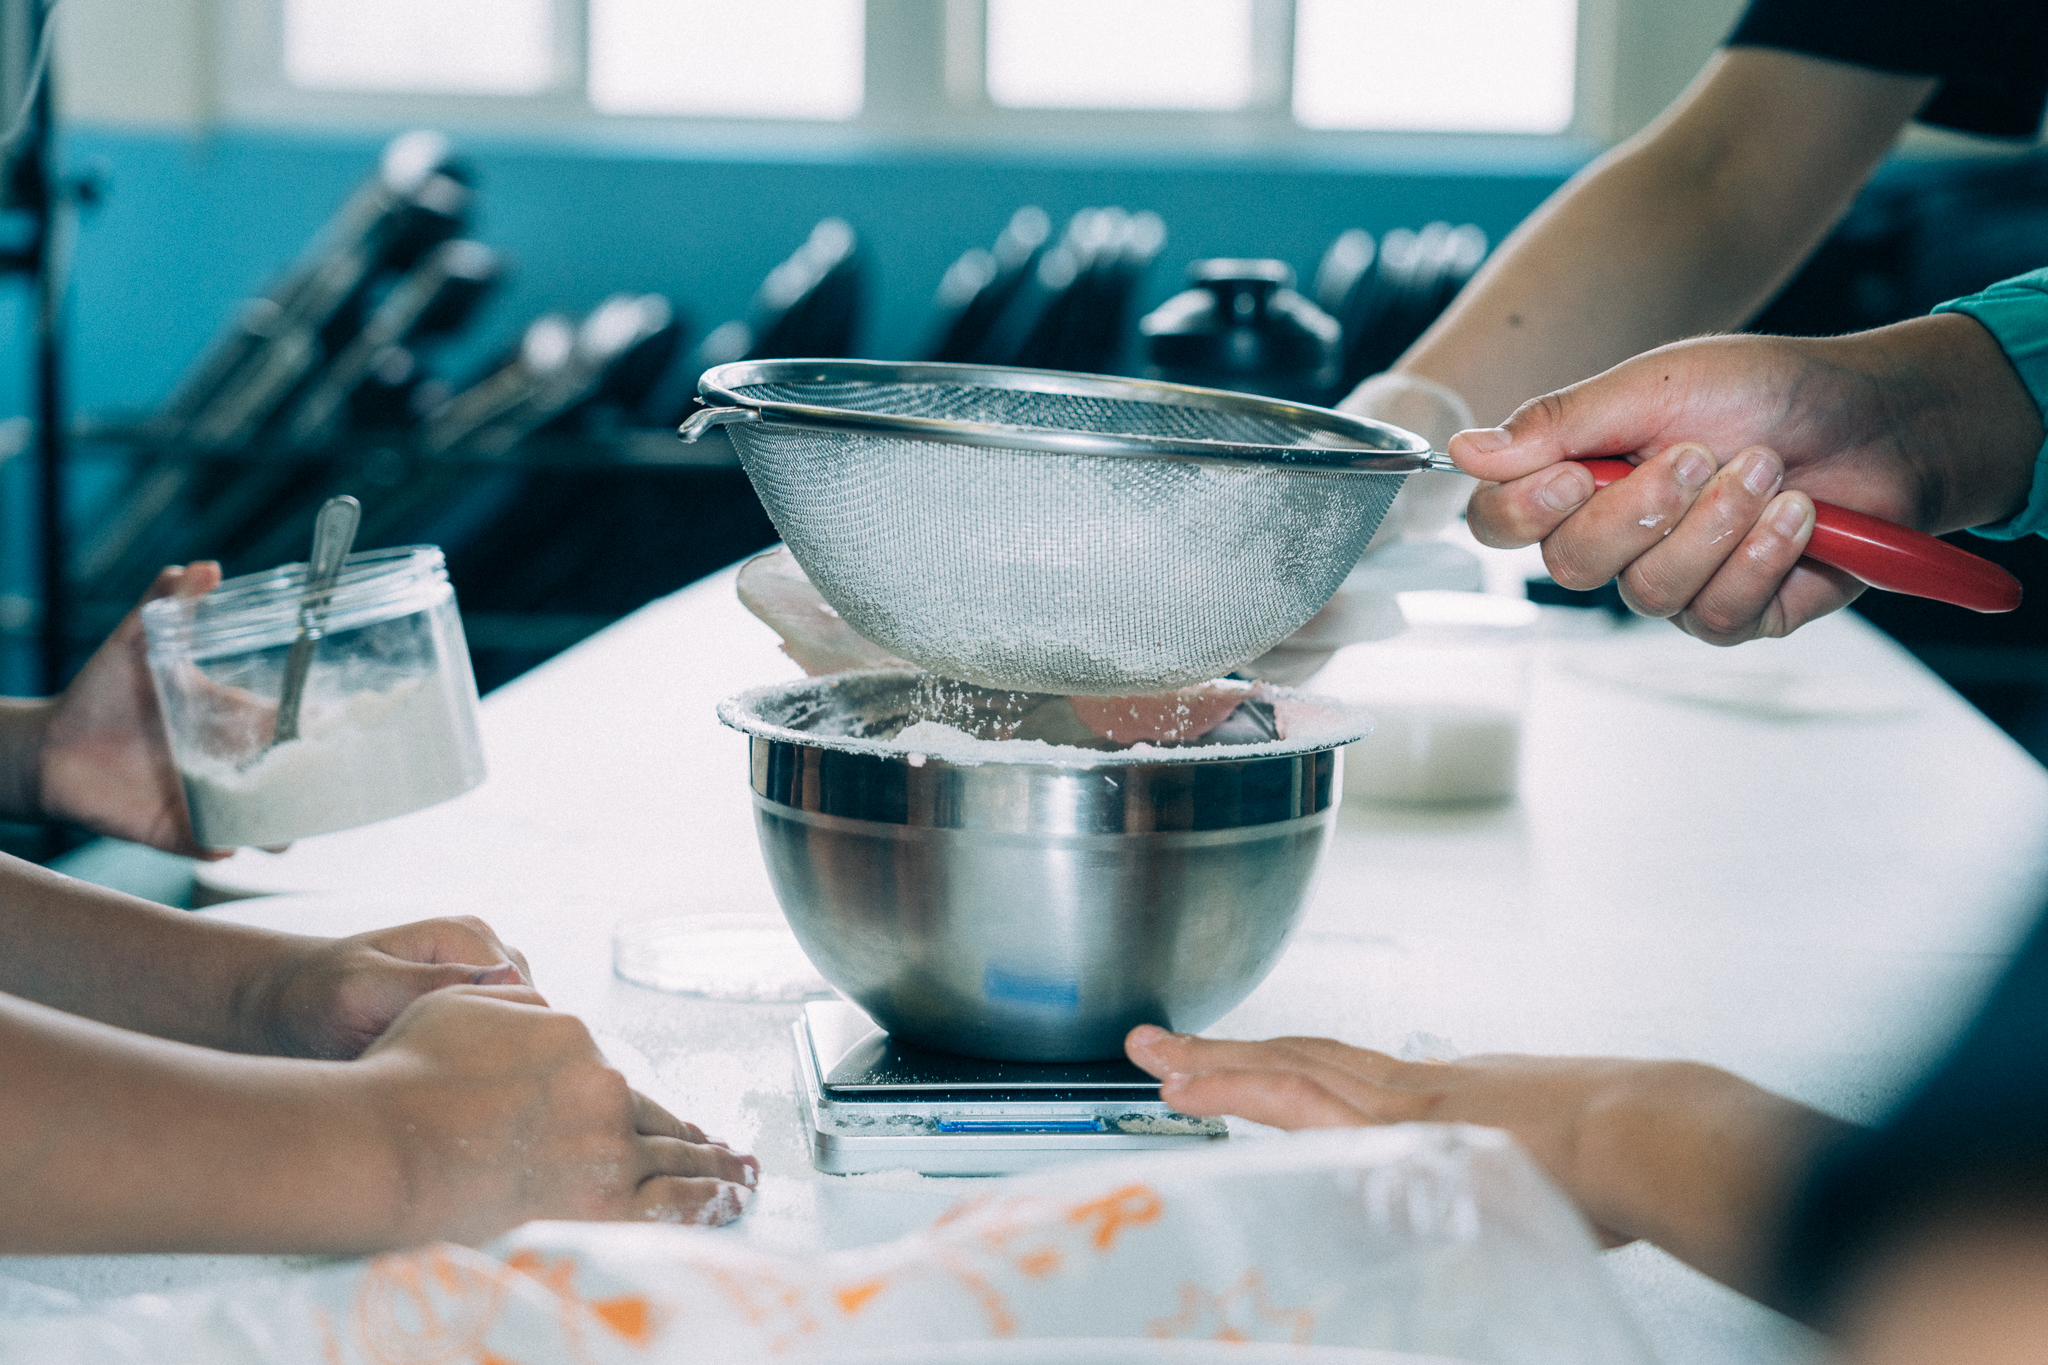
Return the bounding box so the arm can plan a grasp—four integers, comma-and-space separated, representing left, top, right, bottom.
717, 668, 1370, 769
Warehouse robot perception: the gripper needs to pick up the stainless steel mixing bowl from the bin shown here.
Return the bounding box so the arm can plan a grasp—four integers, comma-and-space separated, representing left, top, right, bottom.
718, 671, 1360, 1061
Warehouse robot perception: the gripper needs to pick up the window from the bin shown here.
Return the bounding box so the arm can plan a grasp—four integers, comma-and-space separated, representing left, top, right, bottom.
984, 0, 1255, 112
283, 0, 555, 96
1292, 0, 1578, 134
588, 0, 865, 121
243, 0, 1592, 142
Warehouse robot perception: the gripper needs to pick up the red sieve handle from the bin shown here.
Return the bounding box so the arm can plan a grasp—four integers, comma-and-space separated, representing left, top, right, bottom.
1573, 457, 2022, 614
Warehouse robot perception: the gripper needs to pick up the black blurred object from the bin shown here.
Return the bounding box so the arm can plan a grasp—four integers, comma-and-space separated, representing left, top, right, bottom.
923, 206, 1052, 362
1312, 228, 1375, 326
1752, 154, 2048, 338
1141, 258, 1340, 402
72, 128, 780, 704
1525, 577, 1629, 616
282, 238, 501, 451
659, 218, 864, 417
959, 207, 1165, 374
1318, 221, 1487, 399
423, 293, 676, 458
163, 130, 473, 453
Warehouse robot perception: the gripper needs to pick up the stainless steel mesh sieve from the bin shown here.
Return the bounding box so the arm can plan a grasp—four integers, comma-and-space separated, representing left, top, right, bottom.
681, 360, 1453, 695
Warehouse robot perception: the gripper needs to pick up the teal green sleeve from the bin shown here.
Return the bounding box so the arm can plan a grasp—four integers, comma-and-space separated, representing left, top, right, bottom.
1932, 267, 2048, 540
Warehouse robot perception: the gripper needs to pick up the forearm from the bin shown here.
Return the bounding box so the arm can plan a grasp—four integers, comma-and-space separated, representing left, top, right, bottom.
0, 991, 402, 1253
1576, 1061, 1852, 1308
1399, 48, 1932, 425
0, 854, 315, 1052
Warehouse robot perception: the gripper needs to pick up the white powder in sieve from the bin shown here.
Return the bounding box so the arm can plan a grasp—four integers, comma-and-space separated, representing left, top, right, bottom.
182, 677, 480, 848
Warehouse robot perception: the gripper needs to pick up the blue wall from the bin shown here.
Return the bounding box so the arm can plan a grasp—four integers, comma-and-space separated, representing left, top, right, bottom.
47, 126, 1584, 417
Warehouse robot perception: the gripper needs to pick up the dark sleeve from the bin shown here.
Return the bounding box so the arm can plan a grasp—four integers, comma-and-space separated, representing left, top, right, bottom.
1727, 0, 2048, 138
1775, 907, 2048, 1320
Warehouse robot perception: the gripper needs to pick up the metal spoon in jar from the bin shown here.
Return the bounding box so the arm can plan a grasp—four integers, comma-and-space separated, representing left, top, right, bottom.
272, 495, 361, 746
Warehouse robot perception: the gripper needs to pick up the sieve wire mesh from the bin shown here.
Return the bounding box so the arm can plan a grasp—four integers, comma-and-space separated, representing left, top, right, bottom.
724, 375, 1406, 695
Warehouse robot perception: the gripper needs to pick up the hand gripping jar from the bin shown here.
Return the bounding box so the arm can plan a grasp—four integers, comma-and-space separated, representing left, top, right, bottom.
142, 546, 487, 848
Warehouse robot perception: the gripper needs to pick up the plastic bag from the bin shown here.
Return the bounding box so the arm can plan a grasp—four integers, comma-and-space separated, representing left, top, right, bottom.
0, 1125, 1654, 1364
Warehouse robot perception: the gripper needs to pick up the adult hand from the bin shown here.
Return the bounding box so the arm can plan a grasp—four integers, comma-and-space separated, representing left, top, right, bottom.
244, 915, 536, 1059
1126, 1024, 1845, 1300
360, 985, 758, 1245
1450, 316, 2041, 645
35, 562, 228, 855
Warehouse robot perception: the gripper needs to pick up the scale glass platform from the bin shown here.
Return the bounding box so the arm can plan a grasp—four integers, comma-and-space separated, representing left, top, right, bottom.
794, 1000, 1226, 1175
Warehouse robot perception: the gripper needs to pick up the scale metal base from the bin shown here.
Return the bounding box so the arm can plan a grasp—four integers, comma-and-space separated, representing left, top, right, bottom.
794, 1000, 1226, 1175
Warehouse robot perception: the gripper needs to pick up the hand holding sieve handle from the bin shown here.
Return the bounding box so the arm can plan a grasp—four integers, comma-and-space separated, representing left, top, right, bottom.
1572, 457, 2021, 614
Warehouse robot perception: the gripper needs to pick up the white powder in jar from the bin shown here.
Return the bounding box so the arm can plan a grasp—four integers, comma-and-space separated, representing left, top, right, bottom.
181, 676, 482, 847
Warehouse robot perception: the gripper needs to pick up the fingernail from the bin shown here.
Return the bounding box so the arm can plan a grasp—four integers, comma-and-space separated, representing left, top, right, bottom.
1537, 463, 1592, 513
1128, 1024, 1167, 1047
1770, 492, 1812, 540
1462, 427, 1512, 453
1673, 446, 1714, 490
472, 965, 516, 985
1741, 450, 1782, 497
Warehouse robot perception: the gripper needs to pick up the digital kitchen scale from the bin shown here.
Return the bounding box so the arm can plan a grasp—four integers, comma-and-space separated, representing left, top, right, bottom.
794, 1000, 1226, 1176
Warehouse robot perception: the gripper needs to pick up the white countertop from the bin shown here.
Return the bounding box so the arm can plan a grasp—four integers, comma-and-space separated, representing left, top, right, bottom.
11, 559, 2048, 1365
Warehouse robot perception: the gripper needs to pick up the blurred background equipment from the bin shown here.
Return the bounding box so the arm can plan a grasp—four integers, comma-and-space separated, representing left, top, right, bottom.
1140, 258, 1340, 402
923, 205, 1052, 363
56, 168, 1524, 703
72, 130, 775, 693
1317, 221, 1489, 397
160, 129, 473, 454
670, 217, 865, 400
1001, 207, 1166, 373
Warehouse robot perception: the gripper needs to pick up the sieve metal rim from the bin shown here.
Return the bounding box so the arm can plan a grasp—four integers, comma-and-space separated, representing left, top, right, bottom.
682, 359, 1447, 474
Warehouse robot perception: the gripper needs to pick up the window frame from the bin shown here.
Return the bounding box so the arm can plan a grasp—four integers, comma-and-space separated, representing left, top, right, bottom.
223, 0, 1625, 151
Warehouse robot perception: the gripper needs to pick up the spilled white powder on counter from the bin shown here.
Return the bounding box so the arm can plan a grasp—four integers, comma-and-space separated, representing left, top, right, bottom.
182, 677, 479, 848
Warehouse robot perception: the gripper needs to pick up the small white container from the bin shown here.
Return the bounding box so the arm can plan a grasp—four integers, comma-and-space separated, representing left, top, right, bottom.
142, 546, 486, 847
1317, 590, 1540, 806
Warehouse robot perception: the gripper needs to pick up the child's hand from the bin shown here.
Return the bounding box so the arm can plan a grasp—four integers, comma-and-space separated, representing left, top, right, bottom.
35, 562, 228, 856
1125, 1025, 1846, 1300
245, 916, 536, 1059
358, 984, 758, 1244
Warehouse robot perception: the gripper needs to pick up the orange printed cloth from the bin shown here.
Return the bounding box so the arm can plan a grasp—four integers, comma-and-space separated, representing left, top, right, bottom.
0, 1125, 1654, 1364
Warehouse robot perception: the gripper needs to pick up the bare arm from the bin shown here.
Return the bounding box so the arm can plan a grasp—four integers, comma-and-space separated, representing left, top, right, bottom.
1398, 47, 1936, 425
1126, 1026, 1848, 1310
0, 985, 756, 1253
0, 851, 537, 1057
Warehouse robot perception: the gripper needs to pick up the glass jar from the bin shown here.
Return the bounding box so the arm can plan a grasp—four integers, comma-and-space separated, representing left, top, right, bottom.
142, 546, 486, 848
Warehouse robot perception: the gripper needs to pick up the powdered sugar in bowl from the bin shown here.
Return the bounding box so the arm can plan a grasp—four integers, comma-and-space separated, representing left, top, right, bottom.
143, 546, 486, 848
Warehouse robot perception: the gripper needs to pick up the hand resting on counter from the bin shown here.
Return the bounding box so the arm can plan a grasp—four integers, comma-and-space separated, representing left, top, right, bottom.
0, 857, 757, 1252
1447, 313, 2043, 645
1124, 1024, 1845, 1309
